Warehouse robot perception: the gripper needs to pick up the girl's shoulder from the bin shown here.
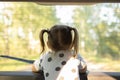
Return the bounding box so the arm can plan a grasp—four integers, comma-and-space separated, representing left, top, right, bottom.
39, 51, 51, 58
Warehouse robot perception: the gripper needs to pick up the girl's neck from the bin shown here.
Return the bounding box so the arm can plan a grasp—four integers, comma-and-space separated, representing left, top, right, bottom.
50, 49, 72, 53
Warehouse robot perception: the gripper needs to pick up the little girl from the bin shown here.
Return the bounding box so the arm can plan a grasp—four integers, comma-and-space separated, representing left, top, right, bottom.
32, 25, 87, 80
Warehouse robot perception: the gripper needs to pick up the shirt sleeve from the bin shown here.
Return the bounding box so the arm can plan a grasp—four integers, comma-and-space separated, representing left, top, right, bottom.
33, 55, 43, 71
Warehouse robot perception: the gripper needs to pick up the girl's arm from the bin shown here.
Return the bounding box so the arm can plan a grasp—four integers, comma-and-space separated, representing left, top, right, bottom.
77, 54, 87, 73
32, 59, 41, 72
79, 60, 87, 73
32, 64, 38, 72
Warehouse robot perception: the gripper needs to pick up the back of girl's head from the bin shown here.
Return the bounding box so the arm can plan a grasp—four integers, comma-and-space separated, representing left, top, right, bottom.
39, 25, 79, 56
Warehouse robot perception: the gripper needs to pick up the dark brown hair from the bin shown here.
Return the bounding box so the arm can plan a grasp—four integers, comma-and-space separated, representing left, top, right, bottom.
39, 25, 79, 56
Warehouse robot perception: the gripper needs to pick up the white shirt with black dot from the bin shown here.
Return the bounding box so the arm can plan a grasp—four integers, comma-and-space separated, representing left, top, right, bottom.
34, 50, 86, 80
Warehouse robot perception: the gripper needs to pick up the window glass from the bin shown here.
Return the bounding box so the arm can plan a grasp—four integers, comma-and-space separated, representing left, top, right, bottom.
0, 2, 120, 72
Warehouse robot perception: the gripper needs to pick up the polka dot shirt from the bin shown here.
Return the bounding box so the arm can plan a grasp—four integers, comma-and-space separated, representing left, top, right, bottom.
33, 50, 86, 80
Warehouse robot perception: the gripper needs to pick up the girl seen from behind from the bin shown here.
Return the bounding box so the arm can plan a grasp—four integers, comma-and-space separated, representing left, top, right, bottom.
32, 25, 87, 80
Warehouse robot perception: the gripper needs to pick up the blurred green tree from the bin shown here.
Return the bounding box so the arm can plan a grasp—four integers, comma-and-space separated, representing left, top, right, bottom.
73, 4, 120, 59
0, 2, 59, 56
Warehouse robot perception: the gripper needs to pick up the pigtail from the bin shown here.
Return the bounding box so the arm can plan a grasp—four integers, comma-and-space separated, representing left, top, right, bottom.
71, 27, 79, 57
39, 29, 49, 54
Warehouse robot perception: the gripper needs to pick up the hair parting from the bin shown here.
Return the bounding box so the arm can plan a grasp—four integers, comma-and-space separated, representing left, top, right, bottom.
39, 29, 49, 53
